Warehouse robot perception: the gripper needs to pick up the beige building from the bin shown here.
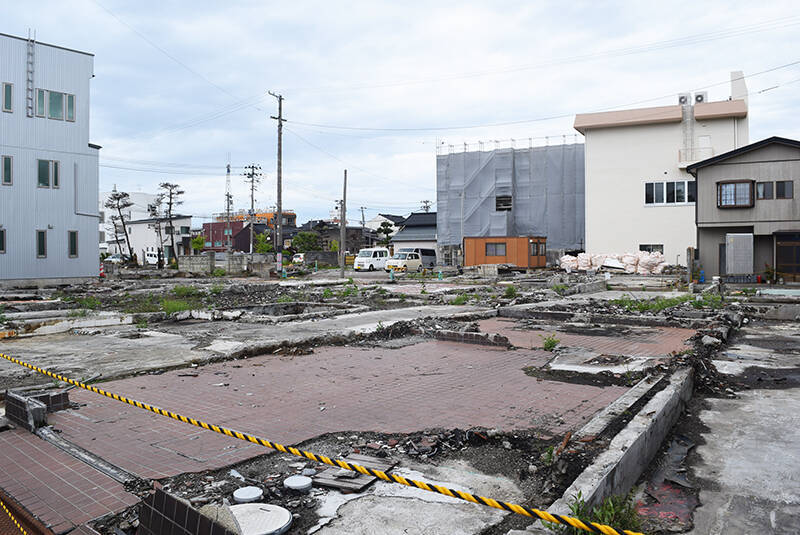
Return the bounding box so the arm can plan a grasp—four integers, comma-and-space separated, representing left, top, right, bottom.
575, 72, 750, 264
688, 136, 800, 281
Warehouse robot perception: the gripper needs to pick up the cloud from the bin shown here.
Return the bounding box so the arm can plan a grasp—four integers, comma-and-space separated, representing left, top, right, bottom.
4, 0, 799, 223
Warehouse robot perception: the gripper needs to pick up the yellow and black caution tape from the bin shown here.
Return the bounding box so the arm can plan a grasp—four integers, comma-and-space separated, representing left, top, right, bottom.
0, 496, 28, 535
0, 352, 643, 535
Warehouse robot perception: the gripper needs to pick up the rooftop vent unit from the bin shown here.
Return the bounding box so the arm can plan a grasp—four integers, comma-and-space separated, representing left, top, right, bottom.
694, 91, 708, 104
678, 93, 691, 105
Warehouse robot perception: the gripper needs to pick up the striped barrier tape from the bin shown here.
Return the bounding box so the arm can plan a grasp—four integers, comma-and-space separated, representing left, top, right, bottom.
0, 496, 27, 535
0, 352, 643, 535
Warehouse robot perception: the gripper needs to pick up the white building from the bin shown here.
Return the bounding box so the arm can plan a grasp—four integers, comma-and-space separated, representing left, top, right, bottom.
99, 190, 158, 253
118, 215, 192, 265
364, 213, 404, 237
1, 33, 100, 284
574, 72, 749, 264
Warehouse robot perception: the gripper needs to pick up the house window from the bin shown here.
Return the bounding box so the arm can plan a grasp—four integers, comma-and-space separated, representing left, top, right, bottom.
717, 181, 753, 208
180, 226, 190, 235
495, 196, 512, 211
0, 229, 5, 253
99, 231, 105, 243
165, 226, 174, 234
530, 242, 538, 256
2, 83, 11, 112
53, 161, 59, 188
2, 155, 11, 185
36, 230, 47, 258
48, 91, 64, 120
68, 231, 78, 258
99, 211, 105, 223
36, 89, 45, 116
639, 244, 664, 254
214, 241, 222, 247
776, 181, 794, 199
37, 159, 50, 187
756, 181, 773, 200
223, 228, 232, 235
66, 94, 75, 122
646, 180, 695, 205
485, 242, 507, 256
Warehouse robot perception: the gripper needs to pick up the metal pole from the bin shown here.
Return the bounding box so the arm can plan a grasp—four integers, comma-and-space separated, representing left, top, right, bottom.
269, 92, 284, 272
340, 170, 347, 279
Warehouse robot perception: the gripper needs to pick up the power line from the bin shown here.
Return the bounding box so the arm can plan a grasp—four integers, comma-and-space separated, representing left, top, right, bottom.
287, 59, 800, 132
283, 16, 800, 94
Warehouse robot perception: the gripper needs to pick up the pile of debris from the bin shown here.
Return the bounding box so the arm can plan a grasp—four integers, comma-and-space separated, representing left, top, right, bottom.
560, 251, 669, 274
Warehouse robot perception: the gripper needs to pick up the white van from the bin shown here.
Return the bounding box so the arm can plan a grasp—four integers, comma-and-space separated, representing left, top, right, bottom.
353, 247, 390, 271
144, 251, 159, 265
397, 247, 437, 268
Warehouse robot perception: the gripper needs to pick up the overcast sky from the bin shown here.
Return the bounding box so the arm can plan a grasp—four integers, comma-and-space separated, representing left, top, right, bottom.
6, 1, 800, 225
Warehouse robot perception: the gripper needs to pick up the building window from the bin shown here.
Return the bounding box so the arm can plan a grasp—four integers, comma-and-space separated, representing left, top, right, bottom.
639, 244, 664, 254
0, 229, 5, 253
205, 241, 212, 247
485, 242, 507, 256
36, 89, 45, 116
776, 181, 794, 199
37, 159, 50, 187
646, 180, 695, 205
36, 230, 47, 258
2, 83, 11, 112
165, 226, 174, 234
495, 196, 512, 211
180, 226, 190, 235
66, 94, 75, 122
53, 161, 59, 188
2, 155, 11, 185
530, 242, 538, 256
223, 228, 232, 235
48, 91, 65, 120
68, 231, 78, 258
756, 181, 773, 200
99, 210, 105, 223
717, 181, 753, 208
99, 231, 105, 243
214, 241, 222, 247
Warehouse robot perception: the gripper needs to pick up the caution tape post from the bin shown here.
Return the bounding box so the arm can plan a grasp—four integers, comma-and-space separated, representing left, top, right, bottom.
0, 352, 643, 535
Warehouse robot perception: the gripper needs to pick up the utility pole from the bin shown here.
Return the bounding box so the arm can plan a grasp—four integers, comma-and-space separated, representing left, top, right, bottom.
340, 170, 347, 279
269, 91, 285, 272
242, 164, 262, 264
225, 160, 233, 255
360, 206, 366, 246
421, 200, 432, 213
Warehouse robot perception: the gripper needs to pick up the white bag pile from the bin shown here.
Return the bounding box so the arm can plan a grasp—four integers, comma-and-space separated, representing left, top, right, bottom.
559, 251, 669, 274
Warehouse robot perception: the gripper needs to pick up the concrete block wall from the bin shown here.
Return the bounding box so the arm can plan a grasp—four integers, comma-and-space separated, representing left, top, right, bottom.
305, 251, 339, 266
179, 253, 215, 275
137, 488, 236, 535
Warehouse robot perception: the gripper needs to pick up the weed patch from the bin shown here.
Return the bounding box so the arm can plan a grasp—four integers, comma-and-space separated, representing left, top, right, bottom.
546, 491, 641, 534
161, 299, 193, 315
541, 333, 560, 351
504, 285, 518, 298
610, 294, 691, 313
211, 268, 227, 277
172, 285, 200, 298
551, 283, 569, 295
451, 294, 469, 305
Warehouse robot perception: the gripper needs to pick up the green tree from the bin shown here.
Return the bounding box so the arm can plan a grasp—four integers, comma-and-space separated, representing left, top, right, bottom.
254, 232, 274, 253
329, 239, 339, 252
292, 231, 323, 253
191, 235, 205, 253
377, 221, 395, 246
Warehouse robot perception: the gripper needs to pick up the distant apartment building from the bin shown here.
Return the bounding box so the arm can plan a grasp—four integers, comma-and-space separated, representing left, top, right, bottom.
202, 220, 246, 252
436, 142, 585, 265
688, 136, 800, 280
99, 190, 158, 253
1, 33, 99, 283
575, 71, 750, 263
110, 215, 192, 265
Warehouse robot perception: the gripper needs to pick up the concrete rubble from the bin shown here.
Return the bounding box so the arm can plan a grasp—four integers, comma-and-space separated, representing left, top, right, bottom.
0, 267, 798, 534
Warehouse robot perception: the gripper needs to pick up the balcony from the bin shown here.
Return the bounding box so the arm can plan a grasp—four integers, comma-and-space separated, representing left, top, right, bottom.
678, 147, 714, 168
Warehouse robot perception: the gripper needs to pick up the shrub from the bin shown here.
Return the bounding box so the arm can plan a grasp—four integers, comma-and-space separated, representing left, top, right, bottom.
277, 295, 294, 303
541, 333, 560, 351
546, 491, 641, 534
136, 318, 148, 329
504, 285, 517, 298
211, 268, 227, 277
322, 288, 334, 299
161, 299, 193, 314
172, 285, 200, 298
551, 283, 569, 295
74, 296, 101, 309
451, 294, 469, 305
210, 284, 224, 295
610, 294, 691, 313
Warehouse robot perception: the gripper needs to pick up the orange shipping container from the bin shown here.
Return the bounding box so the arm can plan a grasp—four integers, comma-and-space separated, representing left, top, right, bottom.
463, 236, 546, 268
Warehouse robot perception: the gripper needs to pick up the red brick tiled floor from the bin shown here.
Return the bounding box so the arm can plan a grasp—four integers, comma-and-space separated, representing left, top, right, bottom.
48, 341, 628, 480
0, 430, 139, 534
479, 318, 694, 356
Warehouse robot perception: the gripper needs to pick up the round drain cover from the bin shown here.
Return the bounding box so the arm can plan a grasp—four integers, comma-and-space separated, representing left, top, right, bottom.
233, 486, 264, 504
229, 503, 292, 535
283, 474, 313, 492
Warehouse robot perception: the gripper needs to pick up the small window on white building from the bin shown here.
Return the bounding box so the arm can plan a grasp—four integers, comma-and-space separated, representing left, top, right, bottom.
36, 230, 47, 258
36, 89, 45, 117
66, 94, 75, 122
48, 91, 64, 120
37, 159, 50, 187
639, 244, 664, 254
99, 231, 105, 243
68, 231, 78, 258
2, 83, 12, 112
0, 229, 6, 253
53, 161, 60, 188
2, 155, 11, 185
